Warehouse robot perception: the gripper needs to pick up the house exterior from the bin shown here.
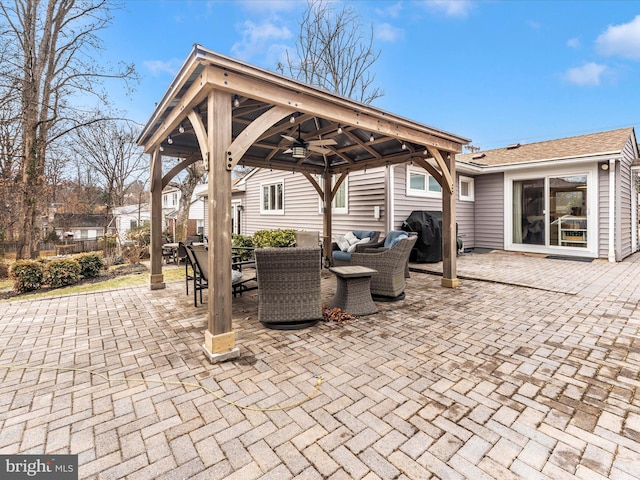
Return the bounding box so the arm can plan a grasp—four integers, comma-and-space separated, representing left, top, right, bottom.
213, 127, 639, 262
112, 185, 206, 239
50, 213, 115, 240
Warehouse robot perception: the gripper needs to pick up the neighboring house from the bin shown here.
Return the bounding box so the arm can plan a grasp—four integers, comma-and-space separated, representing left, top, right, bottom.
205, 128, 639, 262
112, 185, 206, 239
50, 213, 115, 240
111, 203, 152, 238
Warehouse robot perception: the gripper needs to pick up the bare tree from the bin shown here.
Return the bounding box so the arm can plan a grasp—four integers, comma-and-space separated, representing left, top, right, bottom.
72, 118, 148, 209
278, 0, 383, 104
168, 161, 206, 242
0, 0, 137, 258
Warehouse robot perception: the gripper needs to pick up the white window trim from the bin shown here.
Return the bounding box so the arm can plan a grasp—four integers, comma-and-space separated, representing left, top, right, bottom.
503, 165, 598, 257
406, 165, 442, 198
458, 175, 475, 202
318, 175, 348, 214
260, 179, 285, 215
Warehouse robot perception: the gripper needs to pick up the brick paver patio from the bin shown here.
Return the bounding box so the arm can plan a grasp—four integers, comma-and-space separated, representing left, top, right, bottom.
1, 250, 639, 479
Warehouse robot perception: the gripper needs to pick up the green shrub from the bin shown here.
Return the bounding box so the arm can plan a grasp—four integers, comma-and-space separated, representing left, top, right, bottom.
75, 252, 104, 278
0, 261, 9, 279
43, 258, 81, 288
232, 234, 254, 261
252, 229, 297, 248
10, 260, 44, 293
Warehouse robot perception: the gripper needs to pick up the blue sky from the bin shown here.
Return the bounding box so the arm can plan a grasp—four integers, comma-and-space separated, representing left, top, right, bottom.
104, 0, 640, 151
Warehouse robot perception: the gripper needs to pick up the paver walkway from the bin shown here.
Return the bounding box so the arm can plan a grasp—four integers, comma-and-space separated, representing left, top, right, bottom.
0, 250, 639, 479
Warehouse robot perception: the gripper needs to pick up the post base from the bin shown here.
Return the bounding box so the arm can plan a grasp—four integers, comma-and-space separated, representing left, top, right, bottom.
441, 277, 460, 288
202, 345, 240, 363
149, 274, 165, 290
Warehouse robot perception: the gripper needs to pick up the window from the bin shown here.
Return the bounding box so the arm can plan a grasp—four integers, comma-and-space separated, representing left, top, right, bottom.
318, 175, 348, 214
260, 180, 284, 214
130, 220, 138, 230
458, 175, 475, 201
406, 166, 442, 197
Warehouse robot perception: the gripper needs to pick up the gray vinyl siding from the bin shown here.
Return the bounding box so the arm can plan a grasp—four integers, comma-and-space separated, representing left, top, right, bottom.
392, 165, 476, 248
473, 173, 504, 249
331, 168, 387, 237
233, 167, 387, 239
598, 167, 610, 259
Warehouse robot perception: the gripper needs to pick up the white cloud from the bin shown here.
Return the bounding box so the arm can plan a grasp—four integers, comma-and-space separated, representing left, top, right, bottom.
564, 62, 608, 86
596, 15, 640, 60
567, 37, 581, 49
423, 0, 473, 18
231, 20, 292, 61
375, 2, 403, 18
376, 23, 404, 42
143, 60, 180, 76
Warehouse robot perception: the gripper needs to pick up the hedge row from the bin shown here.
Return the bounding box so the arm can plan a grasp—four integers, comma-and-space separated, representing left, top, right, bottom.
9, 252, 104, 294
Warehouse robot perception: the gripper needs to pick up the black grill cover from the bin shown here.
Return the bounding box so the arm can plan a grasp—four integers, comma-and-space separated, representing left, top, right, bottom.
402, 211, 444, 263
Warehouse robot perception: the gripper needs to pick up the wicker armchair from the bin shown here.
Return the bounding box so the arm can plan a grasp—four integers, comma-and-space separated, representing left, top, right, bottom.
348, 235, 418, 301
254, 246, 322, 329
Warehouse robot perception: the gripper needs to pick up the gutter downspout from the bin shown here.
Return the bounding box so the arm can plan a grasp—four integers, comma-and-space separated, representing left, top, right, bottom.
608, 158, 616, 263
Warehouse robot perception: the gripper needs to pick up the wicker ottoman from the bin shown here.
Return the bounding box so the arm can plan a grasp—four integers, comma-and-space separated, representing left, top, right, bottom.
329, 266, 378, 316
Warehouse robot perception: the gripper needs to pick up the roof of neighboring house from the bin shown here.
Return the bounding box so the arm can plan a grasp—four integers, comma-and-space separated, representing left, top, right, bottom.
111, 204, 151, 215
458, 127, 635, 167
53, 213, 109, 228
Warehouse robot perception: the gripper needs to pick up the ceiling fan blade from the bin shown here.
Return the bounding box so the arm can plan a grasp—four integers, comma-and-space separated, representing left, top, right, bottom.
283, 148, 293, 154
307, 139, 337, 146
308, 145, 333, 154
281, 134, 298, 143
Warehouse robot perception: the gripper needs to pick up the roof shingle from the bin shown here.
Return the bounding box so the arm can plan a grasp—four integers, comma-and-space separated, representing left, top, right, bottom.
458, 127, 634, 166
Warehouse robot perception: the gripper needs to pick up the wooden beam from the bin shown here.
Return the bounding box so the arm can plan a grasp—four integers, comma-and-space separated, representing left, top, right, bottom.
203, 67, 465, 153
412, 157, 443, 188
227, 105, 296, 170
162, 157, 200, 190
426, 146, 454, 194
302, 172, 324, 198
188, 109, 209, 162
204, 89, 238, 360
441, 152, 458, 288
149, 148, 165, 290
144, 65, 215, 153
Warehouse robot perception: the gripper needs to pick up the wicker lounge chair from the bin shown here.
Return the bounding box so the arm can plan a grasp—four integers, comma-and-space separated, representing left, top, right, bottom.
254, 246, 322, 329
348, 234, 418, 301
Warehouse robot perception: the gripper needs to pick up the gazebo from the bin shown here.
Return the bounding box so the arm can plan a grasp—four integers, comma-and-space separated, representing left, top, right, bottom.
137, 45, 470, 363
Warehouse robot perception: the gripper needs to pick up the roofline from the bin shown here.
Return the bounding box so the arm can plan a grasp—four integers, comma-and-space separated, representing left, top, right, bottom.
138, 44, 471, 148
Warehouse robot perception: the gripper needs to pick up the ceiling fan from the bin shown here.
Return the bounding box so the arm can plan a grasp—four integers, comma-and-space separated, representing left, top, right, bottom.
282, 125, 337, 159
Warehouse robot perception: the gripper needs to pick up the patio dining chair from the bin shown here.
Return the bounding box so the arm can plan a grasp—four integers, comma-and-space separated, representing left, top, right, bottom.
186, 245, 208, 306
254, 246, 322, 329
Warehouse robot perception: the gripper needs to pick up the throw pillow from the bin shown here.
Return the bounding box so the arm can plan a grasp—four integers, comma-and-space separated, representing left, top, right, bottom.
347, 237, 370, 253
335, 235, 351, 252
389, 233, 408, 248
344, 231, 359, 245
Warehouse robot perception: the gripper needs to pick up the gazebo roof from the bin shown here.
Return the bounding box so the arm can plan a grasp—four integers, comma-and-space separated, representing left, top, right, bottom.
138, 45, 470, 177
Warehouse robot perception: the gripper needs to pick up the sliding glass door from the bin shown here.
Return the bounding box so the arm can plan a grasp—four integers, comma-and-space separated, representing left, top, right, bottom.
510, 171, 591, 252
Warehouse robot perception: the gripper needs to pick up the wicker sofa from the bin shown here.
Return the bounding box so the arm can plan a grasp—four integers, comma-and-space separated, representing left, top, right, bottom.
348, 234, 418, 301
331, 230, 381, 266
254, 246, 322, 329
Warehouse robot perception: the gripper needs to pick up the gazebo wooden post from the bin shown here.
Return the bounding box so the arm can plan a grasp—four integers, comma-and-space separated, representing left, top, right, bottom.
441, 152, 459, 288
203, 89, 240, 362
323, 172, 333, 266
149, 148, 165, 290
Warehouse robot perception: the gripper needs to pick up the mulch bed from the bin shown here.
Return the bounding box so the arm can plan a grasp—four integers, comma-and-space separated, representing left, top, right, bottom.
0, 263, 148, 301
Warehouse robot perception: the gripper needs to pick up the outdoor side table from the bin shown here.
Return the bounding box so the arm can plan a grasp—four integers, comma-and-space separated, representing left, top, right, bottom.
329, 266, 378, 316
